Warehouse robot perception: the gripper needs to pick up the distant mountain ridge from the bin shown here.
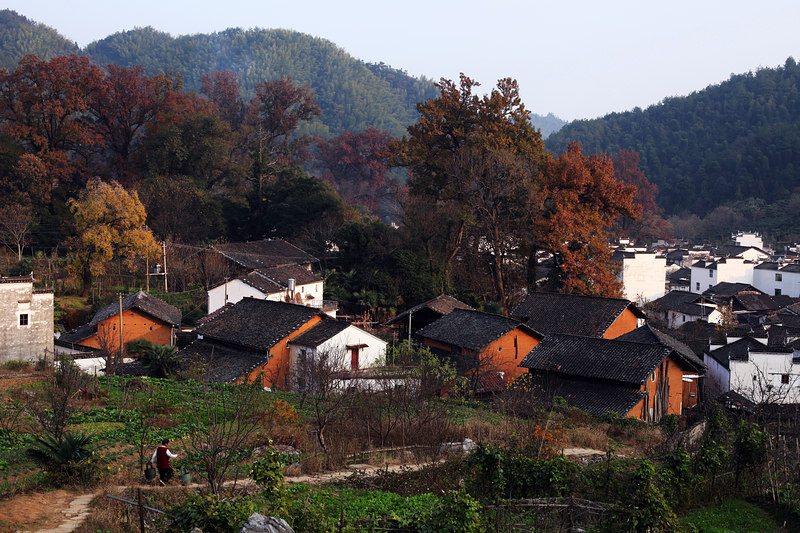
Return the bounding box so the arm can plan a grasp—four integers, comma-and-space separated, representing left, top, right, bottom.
0, 9, 563, 138
546, 58, 800, 217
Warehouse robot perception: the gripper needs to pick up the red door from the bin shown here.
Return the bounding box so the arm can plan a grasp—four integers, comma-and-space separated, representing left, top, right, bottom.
351, 348, 359, 370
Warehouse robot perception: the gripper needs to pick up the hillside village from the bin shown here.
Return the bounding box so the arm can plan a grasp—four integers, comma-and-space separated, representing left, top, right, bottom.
2, 10, 800, 532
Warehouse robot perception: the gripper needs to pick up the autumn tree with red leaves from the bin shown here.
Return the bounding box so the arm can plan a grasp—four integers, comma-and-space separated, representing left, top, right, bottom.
313, 128, 393, 213
246, 76, 321, 192
536, 143, 640, 297
86, 65, 175, 184
200, 70, 245, 130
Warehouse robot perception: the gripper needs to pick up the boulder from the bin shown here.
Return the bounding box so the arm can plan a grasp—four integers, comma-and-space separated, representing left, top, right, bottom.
238, 513, 294, 533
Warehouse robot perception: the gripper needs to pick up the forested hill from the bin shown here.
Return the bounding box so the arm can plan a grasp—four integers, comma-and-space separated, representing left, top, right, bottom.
0, 9, 563, 139
0, 10, 79, 69
546, 58, 800, 216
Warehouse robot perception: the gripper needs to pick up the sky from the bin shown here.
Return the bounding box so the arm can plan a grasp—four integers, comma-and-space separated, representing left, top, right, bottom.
4, 0, 800, 121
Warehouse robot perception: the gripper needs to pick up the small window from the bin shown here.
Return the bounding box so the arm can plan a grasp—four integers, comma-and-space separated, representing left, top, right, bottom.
651, 371, 656, 382
709, 270, 713, 278
696, 282, 700, 290
776, 273, 783, 282
775, 289, 782, 296
19, 314, 28, 326
782, 374, 790, 384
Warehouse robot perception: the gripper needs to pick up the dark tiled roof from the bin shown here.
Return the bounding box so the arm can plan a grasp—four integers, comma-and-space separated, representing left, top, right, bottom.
196, 298, 320, 351
233, 265, 321, 295
733, 293, 781, 312
509, 292, 643, 337
706, 337, 793, 369
212, 239, 318, 270
178, 339, 270, 383
519, 334, 674, 386
650, 291, 703, 311
781, 263, 800, 273
89, 290, 181, 327
716, 244, 767, 257
289, 320, 351, 347
528, 374, 646, 418
386, 294, 474, 325
417, 308, 537, 352
617, 324, 705, 371
668, 267, 691, 282
58, 323, 97, 344
702, 282, 763, 298
754, 262, 780, 271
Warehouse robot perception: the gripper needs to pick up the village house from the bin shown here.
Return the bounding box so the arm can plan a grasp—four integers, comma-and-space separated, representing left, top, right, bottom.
690, 257, 756, 294
385, 294, 474, 342
611, 250, 667, 303
753, 262, 800, 297
205, 239, 336, 316
510, 292, 645, 339
667, 267, 692, 292
704, 334, 800, 403
520, 332, 705, 422
0, 275, 53, 364
56, 290, 180, 355
416, 308, 542, 386
648, 291, 721, 329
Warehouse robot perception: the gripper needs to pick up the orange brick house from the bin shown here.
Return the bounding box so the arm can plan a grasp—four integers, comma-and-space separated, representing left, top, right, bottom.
519, 329, 705, 422
57, 291, 181, 354
510, 292, 645, 339
416, 308, 542, 388
185, 298, 325, 388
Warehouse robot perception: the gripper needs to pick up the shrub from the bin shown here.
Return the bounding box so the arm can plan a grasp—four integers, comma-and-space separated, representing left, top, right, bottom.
658, 414, 679, 434
169, 493, 256, 533
422, 490, 485, 533
1, 360, 31, 371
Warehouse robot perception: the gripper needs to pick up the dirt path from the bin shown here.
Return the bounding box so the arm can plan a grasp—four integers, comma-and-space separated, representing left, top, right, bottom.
7, 449, 604, 532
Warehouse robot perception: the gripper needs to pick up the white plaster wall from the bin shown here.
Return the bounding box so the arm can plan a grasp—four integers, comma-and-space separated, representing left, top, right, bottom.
753, 268, 800, 297
208, 280, 266, 314
703, 353, 730, 401
690, 265, 717, 294
729, 352, 800, 404
619, 253, 666, 303
317, 325, 387, 369
0, 282, 53, 363
716, 258, 754, 285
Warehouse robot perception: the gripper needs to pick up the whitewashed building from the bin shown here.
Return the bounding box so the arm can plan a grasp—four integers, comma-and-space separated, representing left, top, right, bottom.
705, 335, 800, 403
752, 263, 800, 297
612, 250, 667, 303
208, 264, 334, 316
732, 232, 765, 250
690, 257, 755, 294
0, 276, 53, 364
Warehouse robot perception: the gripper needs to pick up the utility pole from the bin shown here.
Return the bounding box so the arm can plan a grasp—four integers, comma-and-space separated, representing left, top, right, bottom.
118, 293, 124, 364
162, 241, 168, 293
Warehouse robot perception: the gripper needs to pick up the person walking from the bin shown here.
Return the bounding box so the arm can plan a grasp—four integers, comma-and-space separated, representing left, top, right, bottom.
150, 438, 179, 485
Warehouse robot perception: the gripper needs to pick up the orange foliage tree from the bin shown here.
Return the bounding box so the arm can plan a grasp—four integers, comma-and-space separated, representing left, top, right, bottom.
536, 143, 639, 297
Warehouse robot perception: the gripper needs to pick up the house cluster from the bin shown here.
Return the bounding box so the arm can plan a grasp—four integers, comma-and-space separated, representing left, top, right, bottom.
6, 232, 800, 422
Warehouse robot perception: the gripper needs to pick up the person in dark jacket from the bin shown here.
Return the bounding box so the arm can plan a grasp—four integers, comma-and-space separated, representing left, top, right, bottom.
150, 438, 179, 485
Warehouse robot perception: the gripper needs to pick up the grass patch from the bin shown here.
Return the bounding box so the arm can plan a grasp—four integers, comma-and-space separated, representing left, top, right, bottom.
680, 499, 784, 532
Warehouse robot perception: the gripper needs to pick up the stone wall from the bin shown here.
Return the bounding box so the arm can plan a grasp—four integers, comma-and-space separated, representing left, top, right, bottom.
0, 279, 54, 364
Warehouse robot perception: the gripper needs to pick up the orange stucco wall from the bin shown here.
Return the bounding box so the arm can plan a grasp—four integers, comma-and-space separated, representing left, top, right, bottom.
603, 308, 639, 339
626, 356, 685, 421
245, 314, 324, 389
423, 329, 540, 384
483, 330, 540, 383
81, 309, 174, 352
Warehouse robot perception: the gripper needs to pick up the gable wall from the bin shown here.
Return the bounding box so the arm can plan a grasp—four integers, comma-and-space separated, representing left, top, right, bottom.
85, 309, 173, 352
603, 308, 639, 339
482, 329, 540, 383
208, 280, 266, 314
248, 314, 324, 389
0, 282, 53, 363
625, 356, 685, 421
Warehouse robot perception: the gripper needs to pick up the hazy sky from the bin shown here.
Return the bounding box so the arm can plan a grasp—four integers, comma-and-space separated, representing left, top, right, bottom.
5, 0, 800, 121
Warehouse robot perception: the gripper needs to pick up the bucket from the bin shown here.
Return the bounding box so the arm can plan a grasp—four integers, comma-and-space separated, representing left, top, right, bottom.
144, 463, 156, 481
179, 472, 191, 486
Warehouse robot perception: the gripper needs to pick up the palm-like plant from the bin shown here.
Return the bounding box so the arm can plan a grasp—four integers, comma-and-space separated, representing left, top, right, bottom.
127, 339, 182, 378
27, 432, 96, 484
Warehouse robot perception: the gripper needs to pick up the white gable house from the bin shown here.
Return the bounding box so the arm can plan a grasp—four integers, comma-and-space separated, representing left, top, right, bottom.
690, 257, 754, 294
208, 264, 332, 316
612, 250, 667, 303
0, 276, 53, 364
